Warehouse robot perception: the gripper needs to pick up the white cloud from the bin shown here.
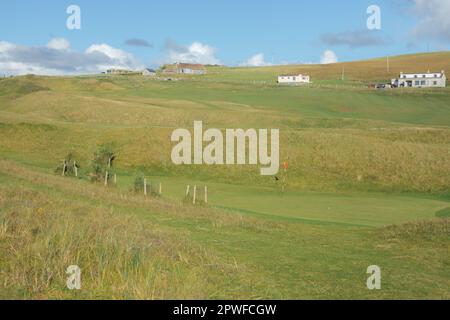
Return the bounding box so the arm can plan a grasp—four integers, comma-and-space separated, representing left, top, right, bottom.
320, 50, 338, 64
411, 0, 450, 42
239, 53, 271, 67
0, 39, 144, 76
46, 38, 70, 51
165, 41, 221, 65
0, 41, 14, 52
85, 43, 143, 70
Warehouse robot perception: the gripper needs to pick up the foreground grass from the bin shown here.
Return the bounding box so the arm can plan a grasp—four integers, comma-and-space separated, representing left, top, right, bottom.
0, 160, 449, 299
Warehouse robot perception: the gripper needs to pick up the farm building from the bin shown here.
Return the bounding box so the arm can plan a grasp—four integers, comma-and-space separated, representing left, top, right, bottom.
277, 74, 310, 85
391, 71, 446, 88
142, 68, 156, 76
162, 63, 207, 75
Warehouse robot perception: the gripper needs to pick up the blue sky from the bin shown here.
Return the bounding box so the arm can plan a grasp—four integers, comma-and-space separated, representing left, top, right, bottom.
1, 0, 449, 74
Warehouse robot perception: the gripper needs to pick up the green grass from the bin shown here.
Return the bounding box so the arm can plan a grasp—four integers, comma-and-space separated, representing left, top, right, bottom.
0, 52, 449, 299
111, 174, 449, 227
436, 207, 450, 218
0, 160, 449, 299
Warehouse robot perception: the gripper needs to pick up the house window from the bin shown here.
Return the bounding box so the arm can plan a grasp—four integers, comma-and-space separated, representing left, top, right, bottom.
433, 81, 438, 85
414, 75, 418, 78
415, 81, 420, 86
293, 77, 296, 81
421, 80, 426, 85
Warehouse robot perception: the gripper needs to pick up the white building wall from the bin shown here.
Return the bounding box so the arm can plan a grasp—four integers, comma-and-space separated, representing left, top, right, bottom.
181, 68, 206, 75
278, 74, 310, 84
396, 72, 446, 88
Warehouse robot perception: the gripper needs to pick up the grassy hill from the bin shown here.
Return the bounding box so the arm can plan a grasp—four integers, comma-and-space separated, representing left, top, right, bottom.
202, 51, 450, 84
0, 52, 449, 299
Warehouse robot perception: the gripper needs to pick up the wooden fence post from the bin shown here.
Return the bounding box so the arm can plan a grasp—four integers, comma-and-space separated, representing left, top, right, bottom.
74, 161, 78, 177
104, 171, 109, 186
186, 185, 190, 197
114, 173, 117, 184
62, 161, 66, 176
159, 182, 162, 195
204, 185, 208, 204
193, 185, 197, 205
144, 178, 147, 196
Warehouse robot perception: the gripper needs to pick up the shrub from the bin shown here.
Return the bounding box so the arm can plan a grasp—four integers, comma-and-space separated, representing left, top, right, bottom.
133, 174, 145, 193
91, 143, 116, 183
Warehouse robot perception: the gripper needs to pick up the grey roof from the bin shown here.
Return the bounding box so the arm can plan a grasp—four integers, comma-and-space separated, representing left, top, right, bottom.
400, 72, 445, 79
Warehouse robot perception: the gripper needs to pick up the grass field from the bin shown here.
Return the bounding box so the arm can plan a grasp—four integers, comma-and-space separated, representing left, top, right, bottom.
0, 52, 449, 299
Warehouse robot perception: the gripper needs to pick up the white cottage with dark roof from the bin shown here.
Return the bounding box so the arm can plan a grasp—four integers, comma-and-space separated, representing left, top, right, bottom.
142, 68, 156, 76
392, 70, 446, 88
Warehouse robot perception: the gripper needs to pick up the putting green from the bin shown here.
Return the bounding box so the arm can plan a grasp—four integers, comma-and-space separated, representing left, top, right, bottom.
118, 176, 449, 228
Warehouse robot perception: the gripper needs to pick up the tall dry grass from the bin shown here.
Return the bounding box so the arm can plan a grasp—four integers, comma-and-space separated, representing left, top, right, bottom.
0, 188, 217, 299
0, 160, 270, 299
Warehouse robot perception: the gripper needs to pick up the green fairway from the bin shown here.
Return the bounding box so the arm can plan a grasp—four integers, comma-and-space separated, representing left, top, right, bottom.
113, 175, 449, 227
211, 190, 448, 227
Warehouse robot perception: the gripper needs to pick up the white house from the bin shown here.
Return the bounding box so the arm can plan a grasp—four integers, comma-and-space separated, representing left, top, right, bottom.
277, 74, 310, 85
391, 70, 446, 88
142, 68, 156, 76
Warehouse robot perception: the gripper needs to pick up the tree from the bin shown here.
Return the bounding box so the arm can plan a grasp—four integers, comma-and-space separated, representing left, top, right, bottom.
91, 143, 116, 183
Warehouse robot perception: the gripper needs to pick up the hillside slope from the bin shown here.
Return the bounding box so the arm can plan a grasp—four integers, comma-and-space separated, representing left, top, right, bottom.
204, 51, 450, 83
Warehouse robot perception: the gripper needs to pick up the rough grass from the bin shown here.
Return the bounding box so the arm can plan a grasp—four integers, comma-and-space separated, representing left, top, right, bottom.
0, 161, 265, 299
0, 189, 227, 299
0, 160, 449, 299
0, 78, 49, 99
382, 219, 450, 242
0, 76, 449, 195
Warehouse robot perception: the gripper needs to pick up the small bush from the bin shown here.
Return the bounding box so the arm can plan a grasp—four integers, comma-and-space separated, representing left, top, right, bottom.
133, 174, 145, 193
